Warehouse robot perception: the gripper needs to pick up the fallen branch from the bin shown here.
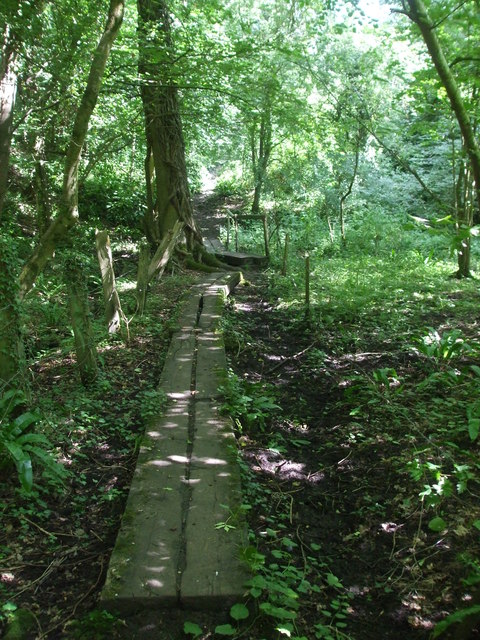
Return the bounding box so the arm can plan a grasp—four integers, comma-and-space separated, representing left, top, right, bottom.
266, 342, 317, 375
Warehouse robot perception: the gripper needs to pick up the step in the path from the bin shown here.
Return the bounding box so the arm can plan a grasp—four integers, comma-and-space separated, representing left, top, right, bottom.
101, 272, 248, 612
203, 236, 267, 268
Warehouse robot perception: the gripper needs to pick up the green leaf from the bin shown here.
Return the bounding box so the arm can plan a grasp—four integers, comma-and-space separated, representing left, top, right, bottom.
433, 605, 480, 638
428, 516, 447, 532
214, 623, 236, 635
13, 412, 40, 432
230, 603, 249, 621
245, 574, 267, 589
468, 419, 480, 441
326, 573, 343, 588
183, 621, 203, 637
4, 441, 24, 463
473, 520, 480, 531
18, 458, 33, 492
259, 603, 297, 620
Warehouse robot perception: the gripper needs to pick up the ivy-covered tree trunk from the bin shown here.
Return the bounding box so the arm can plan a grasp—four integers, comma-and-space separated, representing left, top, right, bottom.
0, 235, 23, 390
137, 0, 202, 256
95, 229, 123, 334
64, 251, 97, 385
19, 0, 125, 298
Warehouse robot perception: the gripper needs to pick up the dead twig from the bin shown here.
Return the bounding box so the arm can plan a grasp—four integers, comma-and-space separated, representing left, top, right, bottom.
266, 342, 317, 375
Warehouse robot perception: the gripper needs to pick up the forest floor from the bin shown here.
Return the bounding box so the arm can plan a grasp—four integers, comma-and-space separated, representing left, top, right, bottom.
2, 195, 480, 639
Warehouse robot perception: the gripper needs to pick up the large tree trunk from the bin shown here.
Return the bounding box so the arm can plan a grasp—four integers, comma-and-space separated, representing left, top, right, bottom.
405, 0, 480, 228
0, 27, 17, 221
137, 0, 202, 256
19, 0, 125, 298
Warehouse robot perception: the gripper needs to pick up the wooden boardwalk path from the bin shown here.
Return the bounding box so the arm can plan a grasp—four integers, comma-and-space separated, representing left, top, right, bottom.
101, 272, 249, 612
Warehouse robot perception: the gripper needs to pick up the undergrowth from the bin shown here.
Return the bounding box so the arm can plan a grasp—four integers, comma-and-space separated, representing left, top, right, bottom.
217, 245, 480, 639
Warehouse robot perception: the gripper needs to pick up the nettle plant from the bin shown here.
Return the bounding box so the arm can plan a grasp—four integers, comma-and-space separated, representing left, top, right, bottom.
0, 389, 68, 492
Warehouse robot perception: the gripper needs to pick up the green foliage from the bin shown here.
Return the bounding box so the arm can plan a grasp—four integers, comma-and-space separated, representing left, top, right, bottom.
80, 175, 145, 229
0, 390, 68, 492
433, 605, 480, 638
219, 370, 280, 433
184, 621, 203, 637
415, 328, 474, 361
138, 389, 168, 422
67, 609, 124, 639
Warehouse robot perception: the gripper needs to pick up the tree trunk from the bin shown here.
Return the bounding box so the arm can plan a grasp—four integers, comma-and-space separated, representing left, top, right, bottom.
405, 0, 480, 216
0, 30, 17, 221
281, 233, 289, 276
339, 147, 360, 247
250, 109, 272, 217
455, 161, 474, 278
34, 137, 51, 234
147, 219, 184, 281
64, 252, 97, 385
262, 212, 270, 260
136, 242, 150, 316
137, 0, 202, 255
19, 0, 125, 298
95, 229, 123, 333
0, 235, 23, 391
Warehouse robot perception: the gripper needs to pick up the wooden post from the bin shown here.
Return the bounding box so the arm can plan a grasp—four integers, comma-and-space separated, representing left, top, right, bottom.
226, 213, 230, 250
234, 215, 238, 252
281, 233, 289, 276
305, 254, 310, 313
95, 229, 123, 334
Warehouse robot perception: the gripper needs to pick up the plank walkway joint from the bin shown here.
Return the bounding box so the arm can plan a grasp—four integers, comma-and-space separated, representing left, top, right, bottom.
101, 272, 249, 612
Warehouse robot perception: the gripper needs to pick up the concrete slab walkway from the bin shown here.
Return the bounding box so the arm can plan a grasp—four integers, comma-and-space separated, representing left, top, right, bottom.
101, 272, 249, 612
203, 237, 267, 268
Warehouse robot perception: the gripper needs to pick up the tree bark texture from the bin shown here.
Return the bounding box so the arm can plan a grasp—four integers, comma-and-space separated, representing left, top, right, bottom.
0, 235, 23, 390
0, 26, 17, 221
19, 0, 125, 298
95, 229, 123, 333
137, 0, 202, 254
405, 0, 480, 215
64, 253, 97, 385
455, 162, 474, 277
147, 219, 183, 281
